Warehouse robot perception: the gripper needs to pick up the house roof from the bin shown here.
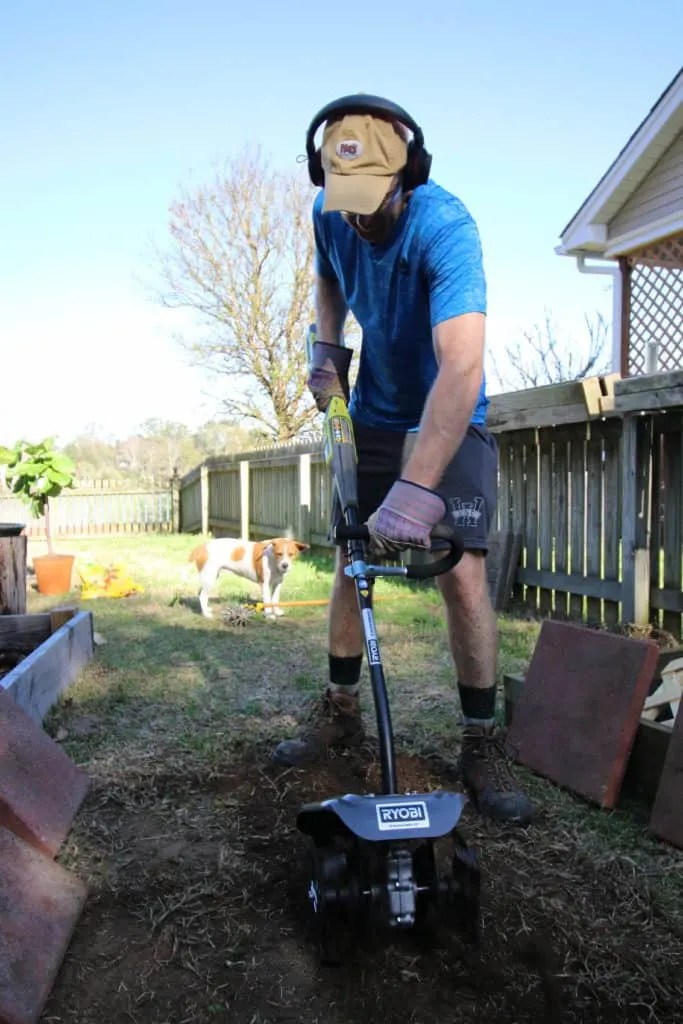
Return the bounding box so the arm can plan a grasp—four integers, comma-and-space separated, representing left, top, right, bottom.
557, 67, 683, 258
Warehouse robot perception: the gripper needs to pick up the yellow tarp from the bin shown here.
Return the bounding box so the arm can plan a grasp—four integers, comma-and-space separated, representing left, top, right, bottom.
78, 561, 144, 600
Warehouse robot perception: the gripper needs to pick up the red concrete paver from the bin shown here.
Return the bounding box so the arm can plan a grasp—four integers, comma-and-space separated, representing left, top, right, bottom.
507, 620, 659, 808
0, 689, 89, 856
0, 826, 88, 1024
649, 704, 683, 849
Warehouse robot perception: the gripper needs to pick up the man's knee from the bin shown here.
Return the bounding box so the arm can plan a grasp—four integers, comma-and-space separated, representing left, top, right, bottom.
437, 549, 489, 605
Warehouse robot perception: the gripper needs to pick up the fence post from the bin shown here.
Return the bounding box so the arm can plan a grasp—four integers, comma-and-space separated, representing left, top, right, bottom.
297, 453, 312, 543
240, 461, 250, 539
200, 464, 209, 535
171, 471, 180, 533
621, 413, 652, 624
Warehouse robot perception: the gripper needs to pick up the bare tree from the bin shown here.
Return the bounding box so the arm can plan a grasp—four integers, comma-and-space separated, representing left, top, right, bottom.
489, 310, 611, 392
153, 145, 323, 441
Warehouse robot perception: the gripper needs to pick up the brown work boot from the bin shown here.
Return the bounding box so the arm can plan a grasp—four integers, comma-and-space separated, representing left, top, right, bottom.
458, 725, 536, 824
272, 689, 365, 766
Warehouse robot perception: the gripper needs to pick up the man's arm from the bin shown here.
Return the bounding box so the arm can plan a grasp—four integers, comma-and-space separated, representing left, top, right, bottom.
402, 205, 487, 487
401, 311, 485, 490
314, 272, 348, 344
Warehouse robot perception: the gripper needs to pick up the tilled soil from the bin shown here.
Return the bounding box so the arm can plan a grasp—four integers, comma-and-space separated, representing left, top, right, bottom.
46, 745, 683, 1024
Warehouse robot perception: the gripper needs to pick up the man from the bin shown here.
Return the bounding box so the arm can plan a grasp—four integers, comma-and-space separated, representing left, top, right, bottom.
273, 96, 535, 825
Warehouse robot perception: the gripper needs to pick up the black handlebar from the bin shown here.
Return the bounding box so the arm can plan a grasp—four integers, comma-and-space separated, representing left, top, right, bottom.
333, 522, 464, 579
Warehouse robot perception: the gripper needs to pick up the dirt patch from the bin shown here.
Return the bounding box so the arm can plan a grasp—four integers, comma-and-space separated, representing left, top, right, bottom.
46, 747, 683, 1024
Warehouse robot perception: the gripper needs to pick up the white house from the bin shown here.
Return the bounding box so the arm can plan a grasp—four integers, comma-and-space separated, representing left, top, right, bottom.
556, 68, 683, 377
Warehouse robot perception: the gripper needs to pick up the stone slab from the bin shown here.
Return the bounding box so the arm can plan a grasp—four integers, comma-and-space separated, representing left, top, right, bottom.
0, 689, 89, 856
0, 826, 88, 1024
507, 620, 659, 808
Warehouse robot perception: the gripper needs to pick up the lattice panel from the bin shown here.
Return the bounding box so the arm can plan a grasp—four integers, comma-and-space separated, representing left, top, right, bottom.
628, 234, 683, 270
627, 234, 683, 375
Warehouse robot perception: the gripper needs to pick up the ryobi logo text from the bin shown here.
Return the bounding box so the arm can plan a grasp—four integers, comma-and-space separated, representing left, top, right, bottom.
376, 801, 430, 831
362, 609, 381, 666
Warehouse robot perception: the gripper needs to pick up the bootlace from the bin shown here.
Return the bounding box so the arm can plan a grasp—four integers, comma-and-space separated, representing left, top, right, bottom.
468, 728, 517, 790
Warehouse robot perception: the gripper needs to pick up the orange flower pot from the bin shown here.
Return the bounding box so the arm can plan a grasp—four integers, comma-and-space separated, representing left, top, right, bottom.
33, 554, 75, 596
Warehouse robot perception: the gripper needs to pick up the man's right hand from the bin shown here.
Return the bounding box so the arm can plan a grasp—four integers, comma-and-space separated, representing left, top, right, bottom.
307, 341, 353, 413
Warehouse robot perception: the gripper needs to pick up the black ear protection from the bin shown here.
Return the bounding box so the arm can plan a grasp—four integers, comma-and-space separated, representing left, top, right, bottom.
305, 93, 432, 194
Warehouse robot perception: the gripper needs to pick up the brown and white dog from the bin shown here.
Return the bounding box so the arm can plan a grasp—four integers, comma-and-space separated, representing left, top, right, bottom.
188, 536, 309, 619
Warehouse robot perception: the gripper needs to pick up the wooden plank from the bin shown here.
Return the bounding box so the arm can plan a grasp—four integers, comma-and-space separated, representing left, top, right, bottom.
0, 536, 27, 616
545, 422, 589, 445
200, 464, 209, 534
588, 417, 624, 441
49, 606, 77, 634
0, 614, 52, 653
487, 402, 591, 433
615, 369, 683, 396
489, 379, 592, 415
650, 588, 683, 613
486, 531, 523, 611
661, 418, 682, 637
1, 611, 94, 724
653, 414, 683, 434
600, 372, 621, 398
552, 437, 569, 618
537, 432, 553, 616
569, 431, 586, 619
510, 438, 526, 604
496, 437, 512, 534
240, 460, 250, 540
615, 387, 683, 413
515, 567, 622, 602
620, 416, 639, 625
650, 427, 664, 616
622, 721, 672, 806
585, 430, 603, 623
602, 428, 621, 628
504, 428, 538, 448
634, 416, 653, 627
523, 434, 539, 612
503, 672, 525, 726
581, 376, 604, 417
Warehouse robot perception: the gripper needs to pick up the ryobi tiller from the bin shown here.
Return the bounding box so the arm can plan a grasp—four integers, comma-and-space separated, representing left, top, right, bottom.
294, 333, 482, 962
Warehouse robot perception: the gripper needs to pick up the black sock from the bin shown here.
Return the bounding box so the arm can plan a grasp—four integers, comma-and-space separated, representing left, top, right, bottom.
329, 654, 363, 696
458, 683, 496, 728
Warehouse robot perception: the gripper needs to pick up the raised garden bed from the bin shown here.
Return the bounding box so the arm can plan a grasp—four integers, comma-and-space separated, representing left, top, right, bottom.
0, 608, 95, 723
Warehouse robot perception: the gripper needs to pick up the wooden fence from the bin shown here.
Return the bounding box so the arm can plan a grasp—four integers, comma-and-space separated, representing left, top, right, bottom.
178, 370, 683, 639
0, 480, 175, 538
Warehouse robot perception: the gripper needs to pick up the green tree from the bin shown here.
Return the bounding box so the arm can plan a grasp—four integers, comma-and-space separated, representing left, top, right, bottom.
116, 420, 203, 483
193, 420, 265, 458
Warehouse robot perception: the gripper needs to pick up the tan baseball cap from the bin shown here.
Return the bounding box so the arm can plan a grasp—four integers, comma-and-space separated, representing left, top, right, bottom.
320, 114, 408, 215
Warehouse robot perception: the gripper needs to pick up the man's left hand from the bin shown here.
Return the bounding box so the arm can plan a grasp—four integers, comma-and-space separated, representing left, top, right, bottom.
366, 479, 447, 558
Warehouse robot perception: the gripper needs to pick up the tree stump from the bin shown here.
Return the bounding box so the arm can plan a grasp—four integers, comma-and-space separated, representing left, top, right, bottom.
0, 536, 27, 615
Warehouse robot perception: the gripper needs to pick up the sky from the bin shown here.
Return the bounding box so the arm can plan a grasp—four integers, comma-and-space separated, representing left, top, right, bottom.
1, 0, 681, 448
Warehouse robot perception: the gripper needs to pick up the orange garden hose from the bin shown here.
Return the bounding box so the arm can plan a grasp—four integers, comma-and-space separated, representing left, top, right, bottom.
246, 594, 423, 610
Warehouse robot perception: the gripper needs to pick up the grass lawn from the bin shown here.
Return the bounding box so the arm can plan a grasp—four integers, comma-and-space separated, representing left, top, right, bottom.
23, 533, 683, 1024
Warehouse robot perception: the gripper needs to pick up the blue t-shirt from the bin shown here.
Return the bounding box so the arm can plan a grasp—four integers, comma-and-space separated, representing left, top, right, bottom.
313, 180, 488, 431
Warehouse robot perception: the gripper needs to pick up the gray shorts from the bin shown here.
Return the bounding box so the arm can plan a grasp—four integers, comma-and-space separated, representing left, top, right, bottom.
332, 420, 499, 553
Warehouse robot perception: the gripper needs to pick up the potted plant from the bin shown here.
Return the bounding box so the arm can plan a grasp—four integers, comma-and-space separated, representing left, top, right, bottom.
0, 438, 77, 595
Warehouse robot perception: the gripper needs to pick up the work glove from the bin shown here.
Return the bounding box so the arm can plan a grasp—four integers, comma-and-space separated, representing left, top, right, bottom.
307, 341, 353, 413
366, 479, 448, 558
